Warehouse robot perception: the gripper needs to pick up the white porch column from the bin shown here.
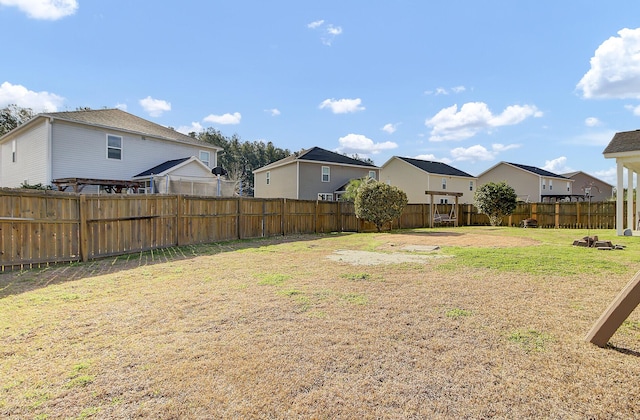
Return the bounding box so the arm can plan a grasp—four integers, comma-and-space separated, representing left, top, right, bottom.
629, 169, 635, 232
617, 161, 624, 235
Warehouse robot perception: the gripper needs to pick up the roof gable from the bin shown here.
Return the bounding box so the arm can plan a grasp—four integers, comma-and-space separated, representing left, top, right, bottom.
134, 157, 196, 177
392, 156, 474, 177
36, 109, 221, 150
603, 130, 640, 155
254, 146, 377, 173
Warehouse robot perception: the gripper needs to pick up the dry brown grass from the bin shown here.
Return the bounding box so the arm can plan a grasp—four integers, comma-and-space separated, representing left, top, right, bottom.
1, 228, 640, 419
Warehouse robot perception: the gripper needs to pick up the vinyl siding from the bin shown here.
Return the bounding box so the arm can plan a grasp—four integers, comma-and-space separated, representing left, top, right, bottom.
298, 162, 378, 201
381, 158, 476, 204
0, 120, 49, 187
50, 121, 217, 181
253, 163, 298, 199
478, 164, 540, 201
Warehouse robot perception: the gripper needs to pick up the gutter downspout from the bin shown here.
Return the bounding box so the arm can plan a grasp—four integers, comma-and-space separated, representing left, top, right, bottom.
47, 118, 53, 187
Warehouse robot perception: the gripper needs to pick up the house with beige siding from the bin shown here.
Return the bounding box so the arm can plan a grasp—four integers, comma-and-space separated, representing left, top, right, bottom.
0, 109, 223, 194
477, 161, 573, 202
379, 156, 477, 204
253, 147, 379, 201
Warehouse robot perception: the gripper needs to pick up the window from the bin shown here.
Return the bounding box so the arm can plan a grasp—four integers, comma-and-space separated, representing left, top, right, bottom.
318, 193, 333, 201
107, 134, 122, 160
542, 179, 546, 190
368, 170, 376, 180
567, 182, 570, 192
11, 140, 16, 163
440, 198, 449, 204
322, 166, 330, 182
469, 181, 474, 191
442, 178, 447, 190
266, 171, 270, 185
199, 151, 210, 167
549, 180, 553, 191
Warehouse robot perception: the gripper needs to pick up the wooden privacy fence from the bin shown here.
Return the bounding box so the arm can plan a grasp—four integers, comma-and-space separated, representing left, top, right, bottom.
0, 189, 628, 270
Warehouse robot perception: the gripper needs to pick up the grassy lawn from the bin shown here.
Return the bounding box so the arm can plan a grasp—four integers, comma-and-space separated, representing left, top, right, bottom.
1, 227, 640, 418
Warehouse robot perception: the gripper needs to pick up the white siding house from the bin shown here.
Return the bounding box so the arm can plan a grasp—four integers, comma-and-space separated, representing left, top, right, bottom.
0, 109, 223, 194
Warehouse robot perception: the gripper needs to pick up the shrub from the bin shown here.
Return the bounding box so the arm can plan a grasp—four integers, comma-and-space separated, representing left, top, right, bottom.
474, 181, 517, 226
355, 181, 408, 232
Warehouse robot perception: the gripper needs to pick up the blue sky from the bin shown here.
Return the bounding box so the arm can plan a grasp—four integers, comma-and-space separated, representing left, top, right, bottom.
3, 1, 640, 184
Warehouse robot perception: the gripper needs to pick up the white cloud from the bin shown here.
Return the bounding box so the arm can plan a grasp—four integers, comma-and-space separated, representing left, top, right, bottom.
585, 117, 601, 126
381, 123, 398, 134
319, 98, 365, 114
265, 108, 281, 116
139, 96, 171, 117
449, 143, 521, 162
115, 103, 127, 111
565, 130, 616, 146
413, 153, 438, 161
0, 0, 77, 20
577, 28, 640, 99
204, 112, 242, 125
425, 102, 542, 141
625, 104, 640, 116
308, 19, 342, 46
307, 19, 324, 29
336, 133, 397, 155
425, 86, 466, 96
176, 122, 204, 135
0, 81, 64, 111
542, 156, 574, 174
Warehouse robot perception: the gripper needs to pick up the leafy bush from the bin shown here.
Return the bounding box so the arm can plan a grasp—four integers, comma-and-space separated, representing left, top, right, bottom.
355, 181, 408, 232
474, 181, 517, 226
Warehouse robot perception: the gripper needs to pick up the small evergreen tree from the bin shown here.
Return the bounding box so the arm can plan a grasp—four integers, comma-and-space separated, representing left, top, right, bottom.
474, 181, 517, 226
355, 181, 408, 232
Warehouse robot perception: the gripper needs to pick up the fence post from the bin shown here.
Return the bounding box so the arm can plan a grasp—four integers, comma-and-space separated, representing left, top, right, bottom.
555, 202, 560, 228
175, 195, 182, 246
281, 198, 286, 236
336, 201, 342, 232
237, 197, 242, 239
79, 194, 89, 262
315, 200, 319, 234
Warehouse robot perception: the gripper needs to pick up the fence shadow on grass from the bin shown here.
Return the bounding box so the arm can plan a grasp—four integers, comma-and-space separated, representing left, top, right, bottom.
0, 234, 320, 300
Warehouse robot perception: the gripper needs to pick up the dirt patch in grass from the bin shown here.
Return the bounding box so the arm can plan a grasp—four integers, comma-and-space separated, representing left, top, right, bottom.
1, 229, 639, 419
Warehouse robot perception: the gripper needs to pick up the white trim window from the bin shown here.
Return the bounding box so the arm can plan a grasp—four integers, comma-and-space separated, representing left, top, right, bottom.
318, 193, 333, 201
567, 182, 570, 192
11, 139, 16, 163
322, 166, 330, 182
442, 177, 447, 190
542, 179, 546, 190
469, 181, 474, 191
199, 150, 210, 167
549, 180, 553, 191
266, 171, 270, 185
368, 170, 376, 180
107, 134, 123, 160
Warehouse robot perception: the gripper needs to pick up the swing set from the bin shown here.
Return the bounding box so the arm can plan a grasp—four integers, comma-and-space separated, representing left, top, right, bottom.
425, 190, 464, 228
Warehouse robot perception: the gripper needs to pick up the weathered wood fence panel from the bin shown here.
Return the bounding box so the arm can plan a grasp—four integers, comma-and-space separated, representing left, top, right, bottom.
0, 190, 79, 269
0, 188, 629, 270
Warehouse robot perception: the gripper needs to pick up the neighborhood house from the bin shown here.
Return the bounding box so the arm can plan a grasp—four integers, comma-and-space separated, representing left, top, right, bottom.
0, 108, 223, 195
253, 146, 379, 201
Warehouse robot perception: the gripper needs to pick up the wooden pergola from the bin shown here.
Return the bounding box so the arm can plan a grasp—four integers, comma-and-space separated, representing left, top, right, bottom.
52, 178, 143, 193
425, 190, 464, 228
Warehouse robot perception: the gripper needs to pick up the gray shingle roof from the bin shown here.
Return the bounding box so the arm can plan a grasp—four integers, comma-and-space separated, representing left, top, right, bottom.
42, 108, 220, 149
254, 146, 377, 172
397, 157, 474, 177
133, 157, 191, 177
603, 130, 640, 155
506, 162, 566, 178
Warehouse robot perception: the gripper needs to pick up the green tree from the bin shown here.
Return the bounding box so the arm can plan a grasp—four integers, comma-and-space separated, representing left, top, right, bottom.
0, 104, 35, 137
341, 176, 375, 202
355, 181, 408, 232
474, 181, 518, 226
197, 128, 290, 196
